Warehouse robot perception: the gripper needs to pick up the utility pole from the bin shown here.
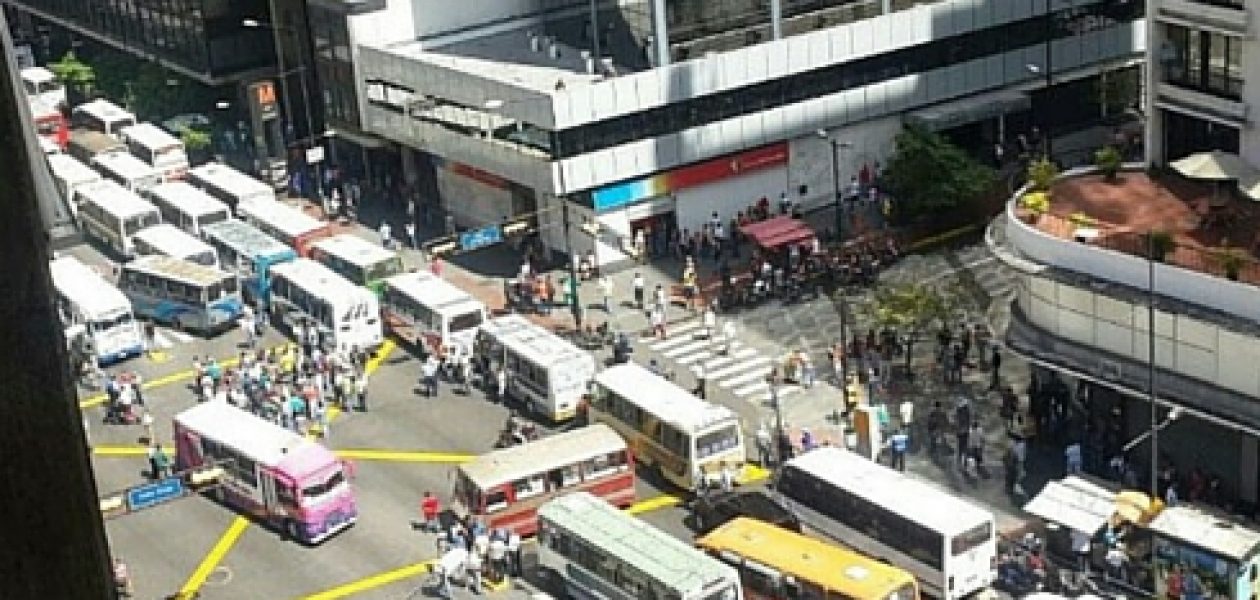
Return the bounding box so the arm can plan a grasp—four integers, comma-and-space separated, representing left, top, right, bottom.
561, 201, 583, 329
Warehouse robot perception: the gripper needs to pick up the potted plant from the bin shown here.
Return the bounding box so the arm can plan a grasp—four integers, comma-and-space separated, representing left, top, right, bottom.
1069, 212, 1097, 228
1095, 146, 1122, 181
1214, 247, 1248, 281
1018, 191, 1050, 224
1148, 230, 1175, 262
1027, 157, 1059, 192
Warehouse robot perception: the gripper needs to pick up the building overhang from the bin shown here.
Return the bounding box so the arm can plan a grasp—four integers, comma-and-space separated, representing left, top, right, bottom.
1004, 304, 1260, 436
906, 89, 1031, 132
1156, 84, 1248, 129
308, 0, 386, 15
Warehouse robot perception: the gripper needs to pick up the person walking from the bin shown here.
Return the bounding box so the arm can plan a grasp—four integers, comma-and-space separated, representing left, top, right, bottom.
378, 221, 392, 249
720, 319, 737, 355
506, 530, 523, 577
421, 491, 441, 533
650, 306, 667, 339
990, 346, 1003, 390
755, 424, 773, 466
147, 443, 171, 480
421, 355, 441, 397
701, 304, 716, 340
599, 275, 614, 313
405, 221, 417, 250
632, 272, 645, 309
888, 428, 909, 471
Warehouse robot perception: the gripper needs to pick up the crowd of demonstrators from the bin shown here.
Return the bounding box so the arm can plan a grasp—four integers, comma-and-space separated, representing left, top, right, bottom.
182, 323, 373, 438
431, 514, 523, 597
102, 370, 148, 425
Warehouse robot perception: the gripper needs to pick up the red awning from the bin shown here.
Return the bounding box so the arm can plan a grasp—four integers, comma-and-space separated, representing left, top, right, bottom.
739, 216, 815, 249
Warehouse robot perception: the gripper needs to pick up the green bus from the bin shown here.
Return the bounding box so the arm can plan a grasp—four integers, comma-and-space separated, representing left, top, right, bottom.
309, 233, 404, 297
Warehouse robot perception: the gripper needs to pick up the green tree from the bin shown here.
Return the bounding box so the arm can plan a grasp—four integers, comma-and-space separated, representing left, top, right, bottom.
1027, 157, 1059, 191
48, 51, 95, 105
882, 124, 997, 222
865, 282, 960, 375
180, 127, 213, 166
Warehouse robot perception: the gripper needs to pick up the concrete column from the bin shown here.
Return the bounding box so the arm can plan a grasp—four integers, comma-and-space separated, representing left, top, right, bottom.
651, 0, 670, 67
400, 145, 418, 186
1241, 436, 1258, 504
770, 0, 783, 39
0, 12, 117, 597
882, 0, 892, 15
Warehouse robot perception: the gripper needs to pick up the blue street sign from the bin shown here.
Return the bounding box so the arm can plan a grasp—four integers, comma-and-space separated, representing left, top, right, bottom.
126, 477, 185, 511
459, 225, 504, 251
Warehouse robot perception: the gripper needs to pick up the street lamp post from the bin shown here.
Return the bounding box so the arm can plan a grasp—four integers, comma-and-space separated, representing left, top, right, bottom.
817, 129, 851, 242
817, 129, 853, 421
770, 376, 787, 466
1146, 232, 1159, 499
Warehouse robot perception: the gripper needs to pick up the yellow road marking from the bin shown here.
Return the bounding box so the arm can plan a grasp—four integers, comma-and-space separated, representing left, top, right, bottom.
92, 446, 153, 457
626, 494, 683, 515
177, 515, 250, 597
79, 343, 294, 409
333, 449, 474, 463
301, 560, 436, 600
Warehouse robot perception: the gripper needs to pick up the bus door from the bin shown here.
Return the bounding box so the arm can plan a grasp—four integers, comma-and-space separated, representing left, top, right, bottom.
260, 471, 280, 514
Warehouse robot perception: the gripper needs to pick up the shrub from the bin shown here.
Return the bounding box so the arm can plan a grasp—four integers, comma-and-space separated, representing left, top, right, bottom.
1021, 191, 1050, 215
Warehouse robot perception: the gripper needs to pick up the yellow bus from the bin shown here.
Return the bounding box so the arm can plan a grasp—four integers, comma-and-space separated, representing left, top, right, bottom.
696, 517, 920, 600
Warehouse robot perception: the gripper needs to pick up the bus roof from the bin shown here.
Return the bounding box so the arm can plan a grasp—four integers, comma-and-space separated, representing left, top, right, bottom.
131, 223, 215, 257
48, 255, 131, 316
594, 363, 740, 434
540, 491, 736, 594
697, 517, 915, 595
459, 423, 625, 490
269, 258, 366, 299
69, 129, 125, 154
201, 219, 296, 261
188, 163, 272, 201
77, 180, 159, 218
174, 402, 333, 473
119, 122, 182, 150
479, 315, 591, 365
92, 151, 161, 180
73, 98, 135, 123
238, 200, 326, 239
383, 271, 484, 314
146, 181, 230, 216
47, 154, 102, 186
21, 66, 55, 84
785, 447, 994, 535
312, 234, 397, 267
29, 95, 60, 118
123, 254, 231, 286
1147, 504, 1260, 560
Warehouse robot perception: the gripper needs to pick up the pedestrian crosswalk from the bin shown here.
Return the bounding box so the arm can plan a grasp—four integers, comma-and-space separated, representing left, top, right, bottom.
148, 327, 197, 349
643, 320, 803, 404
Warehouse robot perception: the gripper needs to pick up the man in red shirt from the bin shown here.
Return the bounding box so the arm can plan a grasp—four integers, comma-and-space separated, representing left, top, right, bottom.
421, 491, 441, 533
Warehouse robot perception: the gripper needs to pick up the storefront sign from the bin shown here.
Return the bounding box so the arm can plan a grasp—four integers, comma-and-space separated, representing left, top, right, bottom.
592, 142, 789, 212
434, 156, 509, 190
249, 81, 279, 120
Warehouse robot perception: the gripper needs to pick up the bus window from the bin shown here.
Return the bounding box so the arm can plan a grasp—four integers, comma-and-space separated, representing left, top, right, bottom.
697, 425, 741, 460
951, 522, 993, 555
125, 213, 159, 235
513, 475, 547, 500
302, 470, 346, 502
448, 310, 483, 334
486, 489, 508, 512
741, 561, 780, 597
586, 451, 626, 479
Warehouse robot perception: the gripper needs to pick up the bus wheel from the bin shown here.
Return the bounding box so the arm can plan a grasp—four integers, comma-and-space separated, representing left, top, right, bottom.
283, 519, 302, 541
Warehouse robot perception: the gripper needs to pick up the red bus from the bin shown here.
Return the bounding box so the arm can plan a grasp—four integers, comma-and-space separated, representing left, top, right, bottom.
452, 423, 635, 536
31, 97, 68, 151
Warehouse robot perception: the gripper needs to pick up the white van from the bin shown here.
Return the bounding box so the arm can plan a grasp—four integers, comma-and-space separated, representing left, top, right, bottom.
75, 180, 162, 258
131, 223, 219, 267
21, 66, 65, 107
119, 123, 189, 181
72, 98, 137, 137
144, 181, 231, 238
187, 163, 273, 211
92, 151, 163, 194
46, 154, 102, 216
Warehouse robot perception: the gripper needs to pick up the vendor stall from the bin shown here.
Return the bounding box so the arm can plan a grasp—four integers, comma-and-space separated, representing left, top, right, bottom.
1147, 505, 1260, 600
739, 216, 816, 251
1024, 476, 1121, 566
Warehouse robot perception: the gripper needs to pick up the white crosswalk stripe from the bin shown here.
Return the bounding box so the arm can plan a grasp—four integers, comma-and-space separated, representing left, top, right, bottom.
700, 348, 757, 370
149, 327, 197, 350
764, 385, 802, 401
734, 381, 770, 397
719, 368, 774, 389
708, 356, 770, 380
663, 338, 714, 358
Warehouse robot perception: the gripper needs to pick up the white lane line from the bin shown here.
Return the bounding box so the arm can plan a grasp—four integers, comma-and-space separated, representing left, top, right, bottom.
734, 381, 770, 397
708, 356, 770, 380
720, 368, 775, 389
701, 348, 757, 370
674, 348, 716, 365
150, 331, 174, 349
165, 328, 196, 343
663, 339, 715, 358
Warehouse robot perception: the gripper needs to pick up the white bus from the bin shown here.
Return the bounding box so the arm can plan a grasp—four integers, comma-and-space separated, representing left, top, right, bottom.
119, 122, 189, 181
119, 255, 243, 334
131, 223, 219, 267
21, 66, 65, 107
47, 153, 102, 217
187, 162, 274, 211
49, 254, 144, 365
201, 219, 297, 303
309, 234, 404, 295
475, 314, 595, 423
538, 491, 743, 600
236, 198, 332, 257
775, 447, 997, 599
380, 271, 487, 355
71, 98, 136, 137
75, 180, 162, 258
92, 150, 163, 194
589, 362, 749, 491
268, 258, 382, 352
144, 181, 231, 238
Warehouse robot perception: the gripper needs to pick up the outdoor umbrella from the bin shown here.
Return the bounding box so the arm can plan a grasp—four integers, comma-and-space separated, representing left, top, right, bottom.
1170, 150, 1252, 181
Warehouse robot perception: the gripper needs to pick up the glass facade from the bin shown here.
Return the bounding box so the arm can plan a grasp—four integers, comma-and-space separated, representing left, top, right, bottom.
9, 0, 273, 79
1161, 24, 1243, 101
308, 5, 359, 130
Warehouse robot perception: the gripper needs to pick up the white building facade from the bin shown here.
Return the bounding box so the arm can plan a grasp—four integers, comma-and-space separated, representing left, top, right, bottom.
350, 0, 1144, 267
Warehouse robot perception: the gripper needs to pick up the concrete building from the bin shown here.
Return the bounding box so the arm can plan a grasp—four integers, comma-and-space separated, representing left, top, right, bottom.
326, 0, 1143, 267
1145, 0, 1247, 165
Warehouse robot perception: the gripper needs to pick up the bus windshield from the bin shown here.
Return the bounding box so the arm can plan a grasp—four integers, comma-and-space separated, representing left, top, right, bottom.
200, 211, 230, 227
91, 312, 134, 332
951, 522, 993, 555
696, 424, 741, 460
302, 469, 346, 501
208, 278, 239, 299
702, 584, 739, 600
449, 310, 484, 334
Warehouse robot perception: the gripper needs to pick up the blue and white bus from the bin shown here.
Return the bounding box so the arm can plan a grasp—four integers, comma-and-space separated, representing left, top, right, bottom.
201, 219, 297, 303
117, 255, 244, 335
49, 254, 145, 365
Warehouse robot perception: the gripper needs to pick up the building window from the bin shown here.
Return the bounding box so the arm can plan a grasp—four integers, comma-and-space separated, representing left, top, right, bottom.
1162, 24, 1242, 100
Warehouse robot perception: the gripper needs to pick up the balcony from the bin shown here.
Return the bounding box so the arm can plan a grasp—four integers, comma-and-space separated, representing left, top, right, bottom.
1155, 82, 1247, 126
1158, 0, 1248, 35
1004, 166, 1260, 323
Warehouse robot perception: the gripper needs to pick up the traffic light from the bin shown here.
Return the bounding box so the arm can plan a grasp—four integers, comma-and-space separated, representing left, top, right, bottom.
187, 465, 226, 488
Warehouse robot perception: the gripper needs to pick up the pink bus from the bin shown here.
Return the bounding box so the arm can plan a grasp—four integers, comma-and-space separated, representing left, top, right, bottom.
173, 402, 357, 544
